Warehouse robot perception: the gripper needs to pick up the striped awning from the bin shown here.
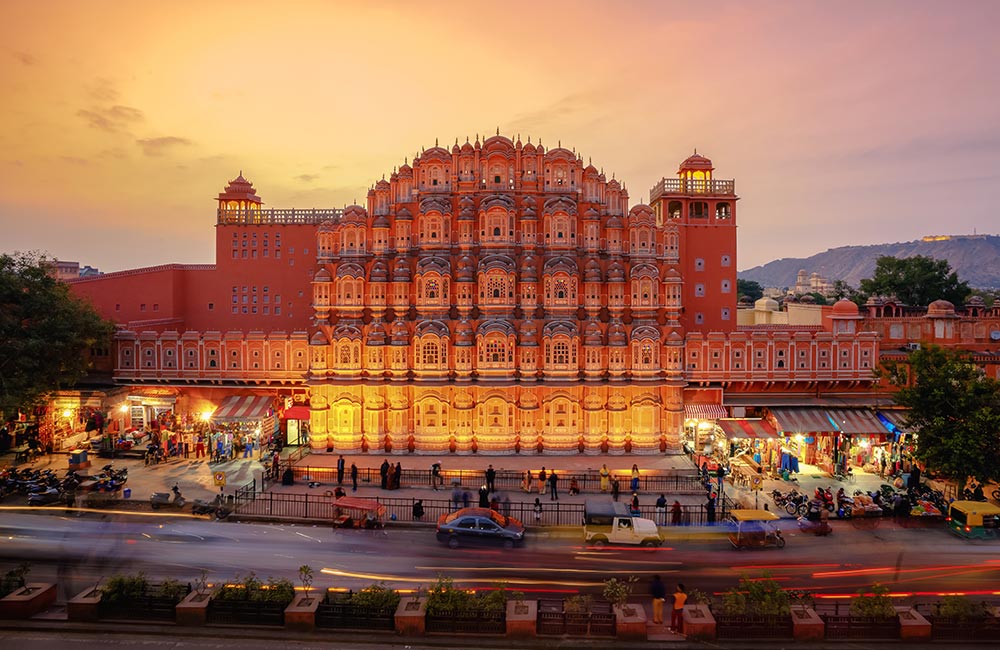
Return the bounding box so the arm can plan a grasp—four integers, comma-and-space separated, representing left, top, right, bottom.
684, 404, 727, 419
876, 410, 910, 434
211, 395, 273, 422
824, 409, 890, 435
716, 419, 778, 439
770, 408, 837, 434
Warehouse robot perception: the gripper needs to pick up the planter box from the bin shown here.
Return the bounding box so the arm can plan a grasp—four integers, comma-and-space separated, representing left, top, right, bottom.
426, 608, 505, 635
682, 604, 716, 641
316, 595, 396, 631
67, 585, 102, 622
208, 597, 289, 626
0, 583, 57, 619
791, 606, 825, 642
896, 606, 931, 641
395, 596, 428, 636
506, 600, 537, 638
284, 592, 320, 632
614, 603, 647, 640
98, 584, 189, 622
176, 590, 212, 626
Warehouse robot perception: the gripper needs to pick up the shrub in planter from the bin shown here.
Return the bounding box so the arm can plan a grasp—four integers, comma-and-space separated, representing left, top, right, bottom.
216, 572, 295, 605
934, 595, 989, 621
850, 583, 895, 619
722, 574, 792, 616
563, 594, 593, 616
602, 576, 638, 610
345, 583, 401, 610
100, 572, 149, 604
0, 563, 31, 599
425, 576, 507, 634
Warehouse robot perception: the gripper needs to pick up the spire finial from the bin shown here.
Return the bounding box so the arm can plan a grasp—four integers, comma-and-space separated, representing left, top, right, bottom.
239, 169, 242, 177
694, 147, 698, 155
527, 135, 531, 143
404, 157, 408, 165
496, 126, 500, 136
558, 140, 561, 148
435, 138, 438, 146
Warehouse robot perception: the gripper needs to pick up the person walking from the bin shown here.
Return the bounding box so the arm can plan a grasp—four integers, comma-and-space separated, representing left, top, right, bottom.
502, 493, 512, 517
533, 497, 542, 523
336, 455, 345, 485
706, 493, 716, 525
599, 463, 610, 493
631, 464, 640, 492
462, 490, 471, 509
350, 462, 359, 492
485, 464, 496, 493
431, 460, 442, 490
549, 470, 559, 501
655, 493, 667, 526
380, 459, 390, 489
538, 467, 547, 495
670, 583, 687, 633
650, 574, 667, 625
671, 500, 683, 526
450, 485, 462, 512
631, 492, 640, 515
611, 476, 620, 502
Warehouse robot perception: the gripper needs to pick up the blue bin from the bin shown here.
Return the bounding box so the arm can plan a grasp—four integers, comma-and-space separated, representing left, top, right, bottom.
123, 488, 131, 499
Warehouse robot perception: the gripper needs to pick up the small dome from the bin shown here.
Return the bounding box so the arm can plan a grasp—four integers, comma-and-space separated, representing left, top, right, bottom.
606, 215, 624, 229
679, 151, 714, 172
310, 331, 328, 345
366, 323, 387, 345
831, 298, 859, 316
585, 259, 602, 282
607, 260, 625, 281
584, 321, 603, 345
373, 214, 390, 228
927, 299, 956, 316
755, 297, 779, 311
395, 206, 412, 221
312, 268, 332, 283
454, 320, 474, 344
391, 320, 409, 343
369, 260, 389, 281
519, 319, 538, 344
965, 295, 986, 307
608, 320, 627, 345
392, 258, 411, 280
375, 178, 390, 190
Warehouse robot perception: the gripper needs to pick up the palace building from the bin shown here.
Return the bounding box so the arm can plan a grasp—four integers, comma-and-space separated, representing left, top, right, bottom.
62, 133, 1000, 459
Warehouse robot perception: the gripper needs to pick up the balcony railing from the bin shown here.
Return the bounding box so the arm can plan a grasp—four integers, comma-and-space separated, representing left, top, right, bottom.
217, 208, 344, 225
649, 177, 735, 201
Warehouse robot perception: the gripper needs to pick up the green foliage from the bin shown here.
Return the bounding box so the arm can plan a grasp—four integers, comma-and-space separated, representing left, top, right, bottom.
563, 594, 593, 614
859, 255, 971, 307
194, 570, 209, 596
216, 572, 294, 605
935, 595, 988, 620
425, 575, 510, 616
346, 582, 401, 610
0, 252, 113, 419
880, 345, 1000, 490
156, 579, 188, 602
850, 583, 896, 619
602, 576, 638, 608
100, 571, 149, 603
721, 574, 791, 616
737, 279, 764, 302
298, 565, 314, 599
685, 588, 711, 606
831, 280, 865, 305
0, 562, 31, 598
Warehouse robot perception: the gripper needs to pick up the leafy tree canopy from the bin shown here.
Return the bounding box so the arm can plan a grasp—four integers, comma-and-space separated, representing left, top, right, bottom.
830, 279, 865, 306
880, 345, 1000, 491
0, 252, 113, 420
737, 279, 764, 302
859, 255, 971, 307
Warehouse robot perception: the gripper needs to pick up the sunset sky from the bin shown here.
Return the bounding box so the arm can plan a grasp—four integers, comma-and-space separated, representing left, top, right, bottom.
2, 0, 999, 273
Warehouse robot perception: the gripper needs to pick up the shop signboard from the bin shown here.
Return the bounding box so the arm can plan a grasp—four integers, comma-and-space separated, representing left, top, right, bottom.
214, 471, 227, 487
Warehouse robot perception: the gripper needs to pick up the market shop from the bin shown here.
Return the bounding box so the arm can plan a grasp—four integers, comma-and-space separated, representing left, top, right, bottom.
209, 395, 277, 460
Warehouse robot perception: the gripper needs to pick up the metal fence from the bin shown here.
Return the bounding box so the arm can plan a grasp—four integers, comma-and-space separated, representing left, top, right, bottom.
815, 603, 900, 640
714, 614, 793, 640
425, 610, 505, 635
233, 489, 732, 527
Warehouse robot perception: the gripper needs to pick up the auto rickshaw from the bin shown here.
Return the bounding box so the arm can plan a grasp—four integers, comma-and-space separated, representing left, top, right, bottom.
728, 509, 785, 549
946, 500, 1000, 539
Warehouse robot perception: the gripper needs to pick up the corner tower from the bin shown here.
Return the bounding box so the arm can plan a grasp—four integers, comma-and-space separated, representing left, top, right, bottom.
650, 152, 737, 333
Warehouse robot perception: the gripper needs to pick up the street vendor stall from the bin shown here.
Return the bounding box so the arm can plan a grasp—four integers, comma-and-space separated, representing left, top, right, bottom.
331, 497, 387, 529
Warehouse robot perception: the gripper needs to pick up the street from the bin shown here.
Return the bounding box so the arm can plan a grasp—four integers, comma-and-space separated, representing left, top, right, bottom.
2, 508, 998, 603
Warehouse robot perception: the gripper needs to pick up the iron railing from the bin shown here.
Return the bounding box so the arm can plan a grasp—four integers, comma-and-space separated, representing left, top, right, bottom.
815, 603, 900, 640
207, 599, 287, 626
535, 599, 615, 637
714, 614, 793, 640
425, 609, 505, 634
315, 597, 396, 631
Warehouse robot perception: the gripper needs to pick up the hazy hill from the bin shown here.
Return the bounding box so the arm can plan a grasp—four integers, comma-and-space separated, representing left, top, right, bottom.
739, 235, 1000, 289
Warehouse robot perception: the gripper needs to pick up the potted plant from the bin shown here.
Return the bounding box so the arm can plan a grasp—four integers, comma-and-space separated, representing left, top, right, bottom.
716, 574, 794, 640
98, 572, 188, 621
208, 571, 295, 626
0, 562, 57, 620
604, 576, 642, 639
424, 575, 506, 635
821, 583, 901, 640
318, 582, 400, 631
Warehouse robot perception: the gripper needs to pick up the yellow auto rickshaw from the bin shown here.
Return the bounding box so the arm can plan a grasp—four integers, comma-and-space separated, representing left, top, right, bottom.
946, 500, 1000, 539
728, 509, 785, 550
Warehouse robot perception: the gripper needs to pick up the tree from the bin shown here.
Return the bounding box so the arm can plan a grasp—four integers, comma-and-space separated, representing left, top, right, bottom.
880, 345, 1000, 493
737, 279, 764, 302
859, 255, 971, 307
830, 279, 864, 305
0, 252, 113, 420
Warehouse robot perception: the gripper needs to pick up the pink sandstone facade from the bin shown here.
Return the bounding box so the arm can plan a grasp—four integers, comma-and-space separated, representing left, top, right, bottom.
63, 134, 1000, 455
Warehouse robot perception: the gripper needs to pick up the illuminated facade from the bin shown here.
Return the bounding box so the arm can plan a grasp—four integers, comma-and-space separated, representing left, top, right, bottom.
67, 133, 950, 455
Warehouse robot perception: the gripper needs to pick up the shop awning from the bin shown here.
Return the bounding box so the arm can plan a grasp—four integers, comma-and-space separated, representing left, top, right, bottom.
716, 419, 778, 439
824, 409, 890, 435
211, 395, 273, 422
770, 408, 836, 434
684, 404, 727, 419
876, 410, 911, 434
282, 405, 311, 420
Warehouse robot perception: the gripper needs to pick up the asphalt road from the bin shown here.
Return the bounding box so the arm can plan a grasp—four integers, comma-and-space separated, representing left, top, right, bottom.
1, 509, 998, 603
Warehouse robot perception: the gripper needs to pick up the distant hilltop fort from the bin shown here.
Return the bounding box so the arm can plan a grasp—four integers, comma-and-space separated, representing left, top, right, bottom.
921, 233, 989, 242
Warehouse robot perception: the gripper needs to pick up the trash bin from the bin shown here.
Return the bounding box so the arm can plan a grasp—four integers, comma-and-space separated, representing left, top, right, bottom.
282, 467, 295, 486
123, 488, 131, 499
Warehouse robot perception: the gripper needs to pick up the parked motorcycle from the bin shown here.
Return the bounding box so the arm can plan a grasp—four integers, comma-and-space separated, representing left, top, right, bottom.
784, 492, 810, 516
28, 486, 64, 506
191, 495, 232, 520
814, 487, 835, 512
151, 485, 186, 510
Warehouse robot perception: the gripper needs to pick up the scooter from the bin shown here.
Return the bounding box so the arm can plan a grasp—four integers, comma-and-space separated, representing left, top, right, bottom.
28, 486, 63, 506
191, 495, 232, 520
151, 485, 186, 510
814, 486, 835, 511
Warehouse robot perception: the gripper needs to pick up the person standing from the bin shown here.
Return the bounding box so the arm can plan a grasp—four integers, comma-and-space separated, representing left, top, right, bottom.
650, 575, 667, 625
386, 463, 397, 491
599, 464, 610, 493
631, 492, 640, 515
671, 583, 687, 633
502, 493, 512, 517
412, 499, 424, 520
462, 490, 471, 509
549, 470, 559, 501
336, 455, 345, 485
485, 464, 496, 493
394, 461, 402, 490
706, 493, 716, 525
195, 435, 205, 459
611, 477, 621, 502
478, 484, 490, 508
431, 461, 442, 490
631, 464, 640, 492
380, 458, 390, 490
533, 497, 542, 522
538, 467, 547, 495
671, 500, 683, 526
655, 493, 667, 526
350, 462, 359, 493
522, 470, 532, 493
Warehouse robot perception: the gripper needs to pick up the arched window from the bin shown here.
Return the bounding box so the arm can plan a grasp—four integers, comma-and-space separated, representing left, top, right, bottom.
421, 340, 439, 366
426, 278, 439, 299
338, 343, 352, 366
641, 343, 653, 365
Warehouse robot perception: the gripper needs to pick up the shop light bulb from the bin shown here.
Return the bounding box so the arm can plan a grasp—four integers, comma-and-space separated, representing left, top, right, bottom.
201, 410, 213, 421
62, 409, 72, 418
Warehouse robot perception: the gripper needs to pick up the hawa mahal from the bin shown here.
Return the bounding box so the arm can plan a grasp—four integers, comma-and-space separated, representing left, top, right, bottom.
64, 133, 1000, 457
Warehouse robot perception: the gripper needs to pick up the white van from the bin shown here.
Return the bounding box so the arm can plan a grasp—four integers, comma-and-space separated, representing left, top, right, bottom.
583, 499, 663, 547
